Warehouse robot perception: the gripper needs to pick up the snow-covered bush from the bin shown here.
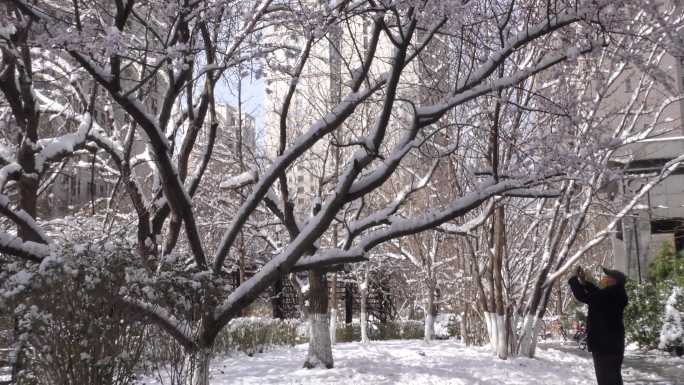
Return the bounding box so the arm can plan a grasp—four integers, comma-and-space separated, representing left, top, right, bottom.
0, 315, 10, 348
336, 323, 357, 342
434, 314, 460, 340
335, 320, 427, 342
214, 317, 305, 355
624, 280, 668, 349
0, 242, 146, 385
373, 320, 424, 340
648, 243, 684, 287
659, 287, 684, 356
625, 244, 684, 350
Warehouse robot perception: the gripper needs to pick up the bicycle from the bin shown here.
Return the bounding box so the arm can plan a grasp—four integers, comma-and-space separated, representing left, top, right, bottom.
572, 328, 587, 351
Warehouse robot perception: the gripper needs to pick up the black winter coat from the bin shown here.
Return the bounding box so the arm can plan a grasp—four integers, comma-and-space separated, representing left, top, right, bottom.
568, 277, 628, 354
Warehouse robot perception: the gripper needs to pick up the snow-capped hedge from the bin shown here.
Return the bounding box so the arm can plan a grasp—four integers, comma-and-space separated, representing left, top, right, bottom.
373, 320, 424, 340
211, 317, 429, 352
336, 320, 425, 342
214, 317, 305, 355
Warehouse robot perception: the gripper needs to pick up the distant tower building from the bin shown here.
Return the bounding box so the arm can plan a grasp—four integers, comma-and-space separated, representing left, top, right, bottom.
191, 102, 256, 177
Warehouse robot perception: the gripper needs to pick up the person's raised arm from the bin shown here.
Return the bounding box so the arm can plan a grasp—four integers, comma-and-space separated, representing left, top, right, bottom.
568, 266, 598, 304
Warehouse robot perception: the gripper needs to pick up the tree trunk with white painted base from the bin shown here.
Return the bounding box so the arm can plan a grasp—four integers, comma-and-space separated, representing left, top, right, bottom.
460, 305, 469, 345
329, 307, 337, 345
491, 207, 508, 359
360, 267, 369, 343
517, 261, 556, 358
484, 311, 509, 358
329, 272, 338, 345
193, 348, 212, 385
424, 284, 436, 342
304, 269, 333, 369
517, 313, 542, 357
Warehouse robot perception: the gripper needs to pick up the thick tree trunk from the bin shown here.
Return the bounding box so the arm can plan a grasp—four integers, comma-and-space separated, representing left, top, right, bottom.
491, 207, 508, 359
424, 286, 435, 342
360, 268, 369, 343
484, 311, 509, 358
329, 272, 337, 345
506, 306, 517, 354
495, 313, 507, 358
303, 269, 333, 369
238, 244, 247, 317
484, 311, 493, 349
517, 313, 542, 357
460, 305, 469, 345
17, 136, 39, 243
345, 283, 353, 324
326, 10, 342, 349
192, 348, 212, 385
272, 278, 284, 319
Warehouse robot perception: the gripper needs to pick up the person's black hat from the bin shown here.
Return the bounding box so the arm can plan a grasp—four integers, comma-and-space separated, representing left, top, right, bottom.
601, 267, 627, 285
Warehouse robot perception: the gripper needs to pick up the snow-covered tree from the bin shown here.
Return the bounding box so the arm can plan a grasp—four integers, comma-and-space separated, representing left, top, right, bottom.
659, 286, 684, 355
4, 0, 684, 382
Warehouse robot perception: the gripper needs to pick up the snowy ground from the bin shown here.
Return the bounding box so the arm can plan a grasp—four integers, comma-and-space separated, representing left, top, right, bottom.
540, 342, 684, 385
139, 339, 608, 385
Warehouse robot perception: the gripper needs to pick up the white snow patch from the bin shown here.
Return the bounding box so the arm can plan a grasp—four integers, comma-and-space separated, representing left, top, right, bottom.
138, 339, 597, 385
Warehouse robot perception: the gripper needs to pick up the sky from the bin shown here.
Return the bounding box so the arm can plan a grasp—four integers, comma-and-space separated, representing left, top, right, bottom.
216, 74, 266, 141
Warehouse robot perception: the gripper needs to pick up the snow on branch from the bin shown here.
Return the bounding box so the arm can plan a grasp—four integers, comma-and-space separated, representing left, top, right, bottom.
0, 163, 22, 192
120, 297, 195, 351
500, 188, 562, 198
417, 0, 611, 121
35, 113, 93, 172
347, 160, 437, 238
294, 177, 549, 273
291, 247, 367, 271
33, 89, 125, 163
0, 232, 50, 263
220, 0, 275, 64
622, 95, 684, 144
438, 198, 498, 235
0, 194, 50, 245
419, 40, 600, 120
346, 137, 419, 199
219, 169, 258, 190
0, 143, 14, 166
212, 79, 387, 272
213, 153, 370, 326
544, 153, 684, 286
355, 177, 545, 251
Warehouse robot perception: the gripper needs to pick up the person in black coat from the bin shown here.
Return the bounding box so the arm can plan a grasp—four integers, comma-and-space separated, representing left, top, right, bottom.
568, 266, 628, 385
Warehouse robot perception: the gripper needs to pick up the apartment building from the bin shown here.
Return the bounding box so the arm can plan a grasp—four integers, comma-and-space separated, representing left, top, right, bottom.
609, 55, 684, 280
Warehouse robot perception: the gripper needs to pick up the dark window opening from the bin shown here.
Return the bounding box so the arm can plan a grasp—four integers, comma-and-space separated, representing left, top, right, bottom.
651, 218, 684, 253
